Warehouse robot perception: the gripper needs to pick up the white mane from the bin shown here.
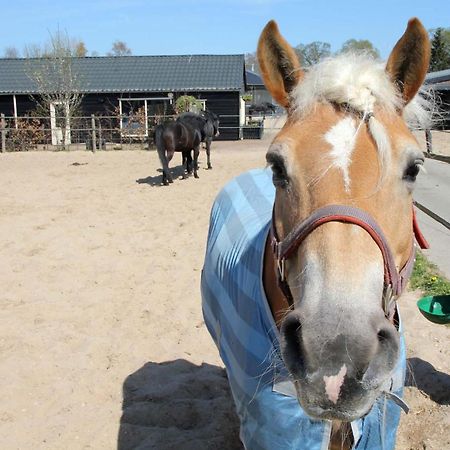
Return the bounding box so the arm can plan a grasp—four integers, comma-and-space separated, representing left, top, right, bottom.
291, 52, 434, 130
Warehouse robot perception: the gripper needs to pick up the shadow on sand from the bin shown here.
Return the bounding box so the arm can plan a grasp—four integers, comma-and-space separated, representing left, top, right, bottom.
137, 157, 211, 186
136, 165, 189, 187
118, 359, 242, 450
406, 357, 450, 405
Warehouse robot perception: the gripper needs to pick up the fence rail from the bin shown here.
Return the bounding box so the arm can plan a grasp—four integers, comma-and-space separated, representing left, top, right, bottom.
0, 113, 449, 157
0, 113, 178, 152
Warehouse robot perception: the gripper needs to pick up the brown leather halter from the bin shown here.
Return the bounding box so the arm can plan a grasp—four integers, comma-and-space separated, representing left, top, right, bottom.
270, 204, 429, 318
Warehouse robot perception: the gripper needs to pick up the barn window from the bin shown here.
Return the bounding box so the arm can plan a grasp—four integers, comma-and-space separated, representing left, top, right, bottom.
119, 97, 172, 137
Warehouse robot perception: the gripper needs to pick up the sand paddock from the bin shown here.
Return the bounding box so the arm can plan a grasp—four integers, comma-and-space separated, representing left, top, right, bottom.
0, 141, 448, 449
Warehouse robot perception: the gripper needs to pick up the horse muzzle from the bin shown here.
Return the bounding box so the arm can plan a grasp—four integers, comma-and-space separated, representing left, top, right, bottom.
293, 371, 380, 421
280, 309, 400, 420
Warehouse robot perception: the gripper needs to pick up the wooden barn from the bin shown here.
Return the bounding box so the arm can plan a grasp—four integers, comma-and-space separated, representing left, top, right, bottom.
0, 54, 247, 143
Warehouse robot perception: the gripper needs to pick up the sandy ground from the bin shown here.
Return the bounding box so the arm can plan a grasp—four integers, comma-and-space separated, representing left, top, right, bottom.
0, 139, 448, 450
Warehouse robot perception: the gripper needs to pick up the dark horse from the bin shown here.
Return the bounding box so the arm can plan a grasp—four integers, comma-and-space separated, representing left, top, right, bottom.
177, 110, 220, 170
154, 120, 201, 185
248, 101, 277, 117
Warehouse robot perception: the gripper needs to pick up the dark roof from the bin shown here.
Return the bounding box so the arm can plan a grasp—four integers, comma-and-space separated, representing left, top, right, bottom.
425, 68, 450, 90
245, 70, 264, 86
0, 54, 246, 94
425, 68, 450, 84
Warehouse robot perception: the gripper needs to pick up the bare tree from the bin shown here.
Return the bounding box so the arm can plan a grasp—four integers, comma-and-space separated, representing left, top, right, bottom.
74, 41, 88, 57
23, 43, 50, 58
26, 29, 84, 149
339, 39, 380, 58
108, 40, 132, 56
245, 52, 259, 73
246, 41, 331, 71
24, 37, 86, 58
4, 46, 20, 58
295, 41, 331, 66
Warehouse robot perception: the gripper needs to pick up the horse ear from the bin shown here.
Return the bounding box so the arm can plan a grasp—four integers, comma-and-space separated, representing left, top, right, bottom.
386, 18, 430, 105
257, 20, 303, 108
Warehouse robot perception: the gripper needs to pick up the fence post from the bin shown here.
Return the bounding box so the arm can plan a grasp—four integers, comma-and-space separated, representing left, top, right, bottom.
425, 129, 432, 154
98, 121, 103, 150
1, 113, 6, 153
91, 114, 96, 153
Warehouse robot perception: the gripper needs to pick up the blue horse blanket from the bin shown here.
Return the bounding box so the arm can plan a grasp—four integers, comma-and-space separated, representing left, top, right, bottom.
201, 168, 406, 450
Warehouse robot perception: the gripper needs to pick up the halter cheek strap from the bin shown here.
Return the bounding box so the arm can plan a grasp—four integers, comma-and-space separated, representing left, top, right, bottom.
270, 205, 429, 317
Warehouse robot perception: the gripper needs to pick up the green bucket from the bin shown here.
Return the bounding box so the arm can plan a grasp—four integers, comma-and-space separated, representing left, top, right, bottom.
417, 295, 450, 326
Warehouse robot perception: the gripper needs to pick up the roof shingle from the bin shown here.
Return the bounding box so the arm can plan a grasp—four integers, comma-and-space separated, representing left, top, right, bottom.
0, 54, 245, 94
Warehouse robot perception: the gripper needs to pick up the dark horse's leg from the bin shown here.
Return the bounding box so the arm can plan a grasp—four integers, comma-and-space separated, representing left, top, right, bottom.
193, 144, 200, 178
182, 150, 193, 177
155, 127, 173, 185
187, 151, 193, 174
159, 149, 173, 185
165, 150, 174, 183
205, 139, 212, 169
157, 148, 174, 185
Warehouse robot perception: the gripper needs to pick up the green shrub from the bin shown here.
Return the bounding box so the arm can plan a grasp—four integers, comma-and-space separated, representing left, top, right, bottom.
410, 251, 450, 296
175, 95, 203, 113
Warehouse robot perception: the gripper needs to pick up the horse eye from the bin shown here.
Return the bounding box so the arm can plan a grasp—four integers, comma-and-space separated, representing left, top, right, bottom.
403, 159, 423, 183
271, 164, 289, 187
267, 152, 289, 188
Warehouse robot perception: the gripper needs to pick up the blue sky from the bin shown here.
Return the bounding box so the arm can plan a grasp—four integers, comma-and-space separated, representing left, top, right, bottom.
0, 0, 446, 59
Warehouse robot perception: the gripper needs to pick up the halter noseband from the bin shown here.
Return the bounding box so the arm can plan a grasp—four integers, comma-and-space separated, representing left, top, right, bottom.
270, 204, 429, 319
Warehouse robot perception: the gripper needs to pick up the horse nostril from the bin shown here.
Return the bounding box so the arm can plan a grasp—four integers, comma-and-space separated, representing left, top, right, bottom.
377, 329, 388, 342
362, 324, 399, 387
376, 326, 396, 348
376, 324, 399, 364
281, 312, 305, 378
282, 313, 301, 346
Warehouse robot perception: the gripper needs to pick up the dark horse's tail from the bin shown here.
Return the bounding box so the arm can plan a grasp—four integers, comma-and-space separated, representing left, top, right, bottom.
154, 124, 165, 165
154, 124, 172, 184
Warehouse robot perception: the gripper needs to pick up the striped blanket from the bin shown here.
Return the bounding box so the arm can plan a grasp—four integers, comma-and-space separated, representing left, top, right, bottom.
201, 168, 406, 450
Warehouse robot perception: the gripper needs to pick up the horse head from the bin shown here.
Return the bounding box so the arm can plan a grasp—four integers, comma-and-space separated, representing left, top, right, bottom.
263, 101, 277, 112
202, 109, 220, 136
258, 19, 431, 421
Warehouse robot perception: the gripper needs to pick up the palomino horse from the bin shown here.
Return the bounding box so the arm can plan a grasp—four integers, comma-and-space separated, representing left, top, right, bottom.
201, 18, 431, 449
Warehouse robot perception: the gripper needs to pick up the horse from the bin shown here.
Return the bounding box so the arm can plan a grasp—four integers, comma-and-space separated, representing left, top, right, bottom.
154, 120, 201, 185
201, 18, 431, 450
248, 101, 277, 117
177, 110, 220, 170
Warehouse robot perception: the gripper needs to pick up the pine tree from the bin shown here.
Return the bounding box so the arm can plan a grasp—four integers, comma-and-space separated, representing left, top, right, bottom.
430, 28, 450, 72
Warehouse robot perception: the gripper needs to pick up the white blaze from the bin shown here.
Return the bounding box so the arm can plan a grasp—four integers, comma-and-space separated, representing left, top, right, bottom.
323, 364, 347, 404
324, 117, 357, 191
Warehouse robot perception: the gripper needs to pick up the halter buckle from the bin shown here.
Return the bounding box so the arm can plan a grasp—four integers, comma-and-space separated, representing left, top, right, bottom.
382, 284, 397, 320
277, 258, 286, 282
